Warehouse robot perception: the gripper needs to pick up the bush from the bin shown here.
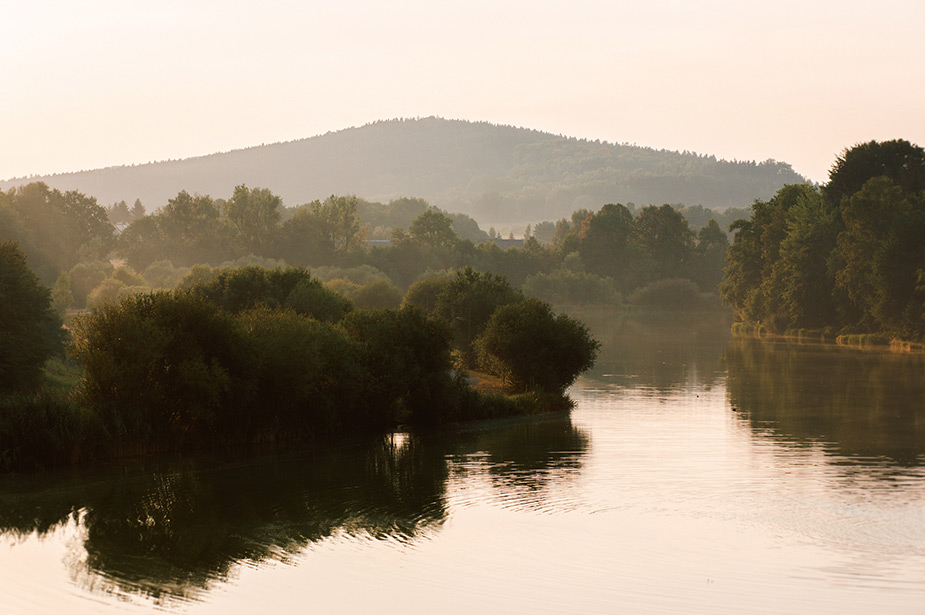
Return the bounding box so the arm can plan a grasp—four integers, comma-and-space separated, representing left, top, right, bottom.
67, 260, 113, 308
235, 307, 364, 437
628, 278, 714, 310
189, 266, 351, 321
522, 269, 621, 306
71, 291, 250, 450
143, 260, 190, 289
475, 299, 599, 393
402, 273, 453, 313
354, 280, 402, 309
339, 307, 457, 426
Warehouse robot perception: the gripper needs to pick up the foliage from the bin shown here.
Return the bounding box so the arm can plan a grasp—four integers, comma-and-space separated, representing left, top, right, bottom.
721, 139, 925, 341
68, 260, 113, 308
402, 273, 453, 312
522, 269, 621, 306
628, 278, 716, 311
339, 307, 458, 426
187, 265, 350, 321
234, 307, 364, 437
0, 183, 113, 284
0, 242, 66, 394
51, 271, 75, 316
634, 204, 695, 281
353, 280, 403, 309
825, 139, 925, 207
577, 203, 645, 290
223, 185, 283, 254
71, 291, 249, 450
433, 267, 523, 367
475, 299, 599, 393
410, 209, 458, 247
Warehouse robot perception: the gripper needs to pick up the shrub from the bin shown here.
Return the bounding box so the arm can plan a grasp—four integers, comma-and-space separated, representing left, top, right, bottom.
522, 269, 621, 306
402, 274, 452, 313
235, 307, 364, 437
354, 280, 402, 309
475, 299, 599, 393
71, 292, 250, 450
340, 307, 457, 426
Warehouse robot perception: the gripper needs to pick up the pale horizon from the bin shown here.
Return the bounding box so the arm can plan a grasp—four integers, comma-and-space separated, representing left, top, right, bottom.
3, 0, 924, 186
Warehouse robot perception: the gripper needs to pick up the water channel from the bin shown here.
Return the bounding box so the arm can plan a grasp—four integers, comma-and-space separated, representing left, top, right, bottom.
1, 313, 924, 613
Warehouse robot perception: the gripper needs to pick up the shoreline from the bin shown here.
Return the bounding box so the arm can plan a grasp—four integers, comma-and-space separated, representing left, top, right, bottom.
730, 323, 925, 353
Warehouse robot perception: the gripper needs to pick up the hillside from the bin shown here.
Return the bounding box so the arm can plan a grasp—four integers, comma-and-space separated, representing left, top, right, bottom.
0, 118, 805, 225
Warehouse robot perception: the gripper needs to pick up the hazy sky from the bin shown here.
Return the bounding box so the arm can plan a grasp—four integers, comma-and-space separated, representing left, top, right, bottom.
3, 0, 923, 184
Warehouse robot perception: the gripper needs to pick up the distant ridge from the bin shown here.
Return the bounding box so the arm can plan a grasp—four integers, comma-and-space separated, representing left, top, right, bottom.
0, 118, 805, 224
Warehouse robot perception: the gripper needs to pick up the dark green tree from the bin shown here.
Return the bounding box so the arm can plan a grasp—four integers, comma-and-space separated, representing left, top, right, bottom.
433, 267, 523, 368
0, 242, 65, 394
475, 299, 599, 393
577, 203, 641, 290
633, 204, 695, 282
410, 209, 457, 248
825, 139, 925, 207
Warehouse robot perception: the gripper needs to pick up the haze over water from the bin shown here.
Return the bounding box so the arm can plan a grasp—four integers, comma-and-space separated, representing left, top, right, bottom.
1, 313, 923, 614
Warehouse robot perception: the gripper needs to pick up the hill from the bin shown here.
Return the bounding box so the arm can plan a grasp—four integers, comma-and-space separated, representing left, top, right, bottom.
0, 118, 805, 225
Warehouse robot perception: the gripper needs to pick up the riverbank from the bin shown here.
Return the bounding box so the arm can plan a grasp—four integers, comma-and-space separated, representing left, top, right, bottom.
730, 323, 925, 352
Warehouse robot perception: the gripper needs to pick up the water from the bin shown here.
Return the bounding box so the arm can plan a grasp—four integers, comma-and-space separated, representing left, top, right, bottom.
2, 313, 924, 614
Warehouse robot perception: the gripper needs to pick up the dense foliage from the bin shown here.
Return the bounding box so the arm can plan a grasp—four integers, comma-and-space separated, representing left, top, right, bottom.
720, 139, 925, 341
475, 299, 600, 393
0, 242, 65, 393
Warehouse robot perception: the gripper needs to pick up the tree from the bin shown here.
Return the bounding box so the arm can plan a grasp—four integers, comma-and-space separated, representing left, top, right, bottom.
339, 307, 457, 425
577, 203, 641, 289
410, 209, 457, 248
311, 195, 363, 254
434, 267, 523, 368
223, 185, 282, 253
475, 299, 599, 393
830, 177, 925, 337
633, 204, 695, 282
825, 139, 925, 207
690, 218, 729, 291
1, 183, 113, 283
0, 242, 65, 394
71, 292, 250, 447
157, 191, 227, 265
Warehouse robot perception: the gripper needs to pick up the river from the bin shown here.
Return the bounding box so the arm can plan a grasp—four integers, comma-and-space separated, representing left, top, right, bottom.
1, 312, 923, 614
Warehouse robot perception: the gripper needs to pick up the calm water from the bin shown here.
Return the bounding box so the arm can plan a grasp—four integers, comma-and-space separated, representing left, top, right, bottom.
2, 313, 924, 614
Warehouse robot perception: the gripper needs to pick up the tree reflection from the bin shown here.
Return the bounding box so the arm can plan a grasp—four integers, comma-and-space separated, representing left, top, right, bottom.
577, 309, 731, 392
0, 414, 589, 603
725, 338, 925, 465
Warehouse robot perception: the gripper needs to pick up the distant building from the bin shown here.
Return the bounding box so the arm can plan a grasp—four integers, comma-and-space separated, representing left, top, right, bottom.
368, 239, 392, 249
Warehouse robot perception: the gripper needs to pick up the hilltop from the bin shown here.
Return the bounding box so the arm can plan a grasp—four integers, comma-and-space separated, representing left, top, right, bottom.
0, 118, 804, 225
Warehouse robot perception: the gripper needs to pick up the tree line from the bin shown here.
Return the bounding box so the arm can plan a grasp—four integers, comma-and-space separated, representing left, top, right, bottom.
720, 139, 925, 342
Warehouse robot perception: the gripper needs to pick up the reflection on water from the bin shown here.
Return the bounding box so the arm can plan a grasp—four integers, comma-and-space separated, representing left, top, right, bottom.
0, 415, 588, 605
576, 309, 731, 392
725, 338, 925, 465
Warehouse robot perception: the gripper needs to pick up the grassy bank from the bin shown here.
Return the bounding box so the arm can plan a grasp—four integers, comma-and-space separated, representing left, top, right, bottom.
730, 323, 924, 352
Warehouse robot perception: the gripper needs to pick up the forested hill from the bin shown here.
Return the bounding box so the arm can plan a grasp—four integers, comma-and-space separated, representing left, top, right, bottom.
0, 118, 805, 224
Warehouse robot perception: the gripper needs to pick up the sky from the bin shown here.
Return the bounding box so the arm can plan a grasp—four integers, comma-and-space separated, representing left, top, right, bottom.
2, 0, 924, 184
